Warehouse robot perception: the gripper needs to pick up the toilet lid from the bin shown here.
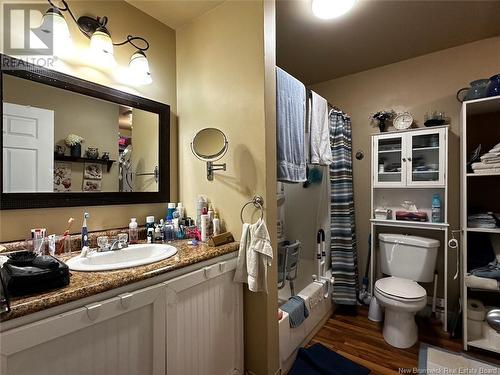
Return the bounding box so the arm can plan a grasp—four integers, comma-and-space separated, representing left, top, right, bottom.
375, 277, 426, 300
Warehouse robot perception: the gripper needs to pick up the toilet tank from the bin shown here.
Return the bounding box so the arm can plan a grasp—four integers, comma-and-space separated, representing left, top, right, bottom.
379, 234, 440, 282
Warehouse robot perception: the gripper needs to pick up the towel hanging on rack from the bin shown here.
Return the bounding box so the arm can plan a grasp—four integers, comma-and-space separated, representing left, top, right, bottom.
235, 195, 273, 293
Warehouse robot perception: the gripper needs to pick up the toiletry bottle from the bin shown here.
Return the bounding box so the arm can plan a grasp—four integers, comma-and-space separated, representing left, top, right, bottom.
213, 211, 221, 236
129, 218, 139, 244
196, 195, 208, 229
200, 213, 209, 242
207, 205, 214, 235
147, 227, 154, 243
154, 224, 162, 243
164, 222, 174, 241
82, 212, 90, 248
146, 216, 155, 243
431, 194, 442, 223
167, 202, 176, 221
177, 202, 185, 219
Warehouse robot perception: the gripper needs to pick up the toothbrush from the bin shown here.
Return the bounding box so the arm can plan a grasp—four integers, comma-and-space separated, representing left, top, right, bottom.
63, 217, 75, 236
82, 212, 90, 248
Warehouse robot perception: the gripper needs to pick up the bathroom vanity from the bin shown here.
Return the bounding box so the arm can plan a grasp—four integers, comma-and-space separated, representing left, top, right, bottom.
0, 242, 243, 375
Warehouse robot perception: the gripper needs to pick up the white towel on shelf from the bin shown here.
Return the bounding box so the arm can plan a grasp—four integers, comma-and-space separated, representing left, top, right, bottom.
473, 168, 500, 174
234, 218, 273, 293
471, 161, 500, 170
465, 274, 500, 291
481, 152, 500, 161
482, 155, 500, 164
309, 90, 333, 165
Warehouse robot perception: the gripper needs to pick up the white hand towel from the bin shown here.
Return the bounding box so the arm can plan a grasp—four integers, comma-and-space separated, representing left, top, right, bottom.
233, 219, 273, 293
234, 223, 251, 285
310, 91, 333, 165
247, 219, 273, 293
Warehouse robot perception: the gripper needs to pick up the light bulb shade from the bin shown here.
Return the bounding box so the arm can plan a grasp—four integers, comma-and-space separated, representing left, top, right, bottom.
90, 29, 114, 55
129, 51, 152, 85
90, 28, 116, 68
40, 8, 70, 36
39, 8, 72, 56
311, 0, 356, 19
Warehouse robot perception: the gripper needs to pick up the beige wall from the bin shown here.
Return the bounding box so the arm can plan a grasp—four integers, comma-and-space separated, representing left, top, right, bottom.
4, 75, 120, 192
0, 1, 177, 241
311, 36, 500, 306
176, 1, 279, 373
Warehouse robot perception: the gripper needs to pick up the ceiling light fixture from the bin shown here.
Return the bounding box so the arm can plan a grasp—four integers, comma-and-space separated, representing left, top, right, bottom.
40, 0, 152, 84
311, 0, 357, 19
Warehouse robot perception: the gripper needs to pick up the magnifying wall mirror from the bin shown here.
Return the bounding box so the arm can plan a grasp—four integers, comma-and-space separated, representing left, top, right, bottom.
190, 128, 228, 181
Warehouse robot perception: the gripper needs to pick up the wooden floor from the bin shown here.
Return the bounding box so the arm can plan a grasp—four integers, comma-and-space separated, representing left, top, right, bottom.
308, 307, 487, 375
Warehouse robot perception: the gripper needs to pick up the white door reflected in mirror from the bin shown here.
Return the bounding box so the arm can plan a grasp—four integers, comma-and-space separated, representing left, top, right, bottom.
190, 128, 228, 181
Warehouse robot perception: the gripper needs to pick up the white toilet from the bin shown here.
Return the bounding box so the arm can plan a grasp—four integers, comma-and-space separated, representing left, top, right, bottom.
374, 234, 440, 349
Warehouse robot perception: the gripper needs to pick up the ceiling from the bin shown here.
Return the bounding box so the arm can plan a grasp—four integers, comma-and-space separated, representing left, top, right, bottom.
126, 0, 224, 30
277, 0, 500, 84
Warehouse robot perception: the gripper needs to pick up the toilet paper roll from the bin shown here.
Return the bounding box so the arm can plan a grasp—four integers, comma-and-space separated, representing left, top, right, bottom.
467, 299, 486, 321
467, 318, 483, 341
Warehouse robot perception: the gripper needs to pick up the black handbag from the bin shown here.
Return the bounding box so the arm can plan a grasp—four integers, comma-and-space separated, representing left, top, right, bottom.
1, 255, 70, 297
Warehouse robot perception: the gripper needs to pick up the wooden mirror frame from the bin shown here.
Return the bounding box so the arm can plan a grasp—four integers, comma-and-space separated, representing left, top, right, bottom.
0, 54, 170, 209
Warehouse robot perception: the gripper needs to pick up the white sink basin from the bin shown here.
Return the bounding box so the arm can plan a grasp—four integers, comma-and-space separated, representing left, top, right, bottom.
66, 244, 178, 272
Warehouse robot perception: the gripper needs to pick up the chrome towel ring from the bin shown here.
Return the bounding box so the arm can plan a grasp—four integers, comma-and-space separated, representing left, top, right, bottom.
240, 195, 264, 224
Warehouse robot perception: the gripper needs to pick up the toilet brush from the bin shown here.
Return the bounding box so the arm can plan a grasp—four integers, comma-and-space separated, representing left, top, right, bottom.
368, 296, 383, 322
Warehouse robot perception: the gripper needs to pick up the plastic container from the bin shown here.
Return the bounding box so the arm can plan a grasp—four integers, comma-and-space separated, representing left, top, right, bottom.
200, 214, 209, 242
213, 211, 220, 236
129, 218, 138, 244
146, 216, 155, 244
431, 194, 441, 223
196, 195, 208, 229
177, 202, 185, 219
167, 203, 176, 221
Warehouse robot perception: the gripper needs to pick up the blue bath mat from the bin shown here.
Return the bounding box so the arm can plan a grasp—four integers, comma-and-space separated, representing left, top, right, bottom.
289, 343, 370, 375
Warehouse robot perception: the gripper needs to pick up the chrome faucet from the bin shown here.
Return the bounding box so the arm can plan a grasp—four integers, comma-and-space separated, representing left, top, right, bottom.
108, 238, 128, 251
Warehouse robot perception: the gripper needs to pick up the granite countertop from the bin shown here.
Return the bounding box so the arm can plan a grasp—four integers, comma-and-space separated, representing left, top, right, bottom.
1, 240, 239, 322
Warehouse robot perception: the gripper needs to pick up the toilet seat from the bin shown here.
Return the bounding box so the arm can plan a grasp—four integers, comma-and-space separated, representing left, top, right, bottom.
375, 277, 426, 302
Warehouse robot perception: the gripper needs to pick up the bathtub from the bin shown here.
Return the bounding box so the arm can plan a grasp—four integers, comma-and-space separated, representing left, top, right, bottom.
278, 258, 333, 373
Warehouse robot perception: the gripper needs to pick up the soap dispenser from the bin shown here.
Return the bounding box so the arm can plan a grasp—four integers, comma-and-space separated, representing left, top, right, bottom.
129, 218, 138, 244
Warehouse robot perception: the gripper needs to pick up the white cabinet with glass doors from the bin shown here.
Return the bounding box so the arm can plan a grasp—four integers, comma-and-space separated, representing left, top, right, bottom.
372, 127, 447, 188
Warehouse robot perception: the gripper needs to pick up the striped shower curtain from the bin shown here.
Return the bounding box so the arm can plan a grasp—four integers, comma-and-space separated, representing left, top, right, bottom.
329, 111, 359, 305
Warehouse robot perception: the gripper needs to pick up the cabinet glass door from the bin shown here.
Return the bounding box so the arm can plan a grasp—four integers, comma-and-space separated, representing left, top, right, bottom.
374, 135, 405, 186
408, 129, 445, 186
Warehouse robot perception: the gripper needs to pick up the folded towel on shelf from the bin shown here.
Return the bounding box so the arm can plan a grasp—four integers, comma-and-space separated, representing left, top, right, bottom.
309, 90, 333, 166
276, 67, 307, 183
471, 162, 500, 170
465, 274, 500, 291
280, 295, 309, 328
473, 168, 500, 174
468, 213, 498, 228
483, 157, 500, 164
234, 218, 273, 293
470, 260, 500, 280
489, 142, 500, 153
481, 152, 500, 160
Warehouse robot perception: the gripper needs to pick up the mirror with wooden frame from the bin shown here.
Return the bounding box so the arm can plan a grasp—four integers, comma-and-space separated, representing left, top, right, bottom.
0, 54, 170, 209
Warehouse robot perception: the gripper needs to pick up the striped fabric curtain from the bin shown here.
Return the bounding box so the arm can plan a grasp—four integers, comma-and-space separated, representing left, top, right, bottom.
329, 111, 359, 305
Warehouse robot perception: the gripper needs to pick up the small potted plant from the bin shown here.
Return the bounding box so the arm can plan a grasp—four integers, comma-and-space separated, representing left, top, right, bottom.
65, 134, 85, 157
371, 110, 395, 132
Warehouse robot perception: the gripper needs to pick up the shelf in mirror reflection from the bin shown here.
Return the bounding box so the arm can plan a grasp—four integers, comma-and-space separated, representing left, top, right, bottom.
54, 154, 115, 172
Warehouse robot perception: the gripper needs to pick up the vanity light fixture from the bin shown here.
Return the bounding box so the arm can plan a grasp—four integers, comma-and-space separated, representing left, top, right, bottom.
41, 0, 152, 84
311, 0, 357, 19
